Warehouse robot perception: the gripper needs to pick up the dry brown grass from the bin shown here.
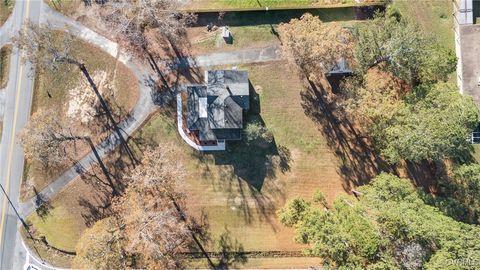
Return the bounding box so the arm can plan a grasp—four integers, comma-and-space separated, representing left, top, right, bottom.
24, 143, 136, 268
0, 44, 12, 88
28, 61, 346, 268
0, 0, 14, 26
21, 31, 139, 201
141, 62, 347, 254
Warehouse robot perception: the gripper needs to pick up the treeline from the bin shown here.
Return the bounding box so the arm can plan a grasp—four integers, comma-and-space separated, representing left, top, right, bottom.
278, 6, 480, 269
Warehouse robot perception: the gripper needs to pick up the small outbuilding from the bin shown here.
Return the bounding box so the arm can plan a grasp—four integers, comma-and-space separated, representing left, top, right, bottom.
221, 26, 232, 44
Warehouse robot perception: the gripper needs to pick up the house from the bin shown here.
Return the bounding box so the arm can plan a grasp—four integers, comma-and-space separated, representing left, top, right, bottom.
186, 70, 249, 145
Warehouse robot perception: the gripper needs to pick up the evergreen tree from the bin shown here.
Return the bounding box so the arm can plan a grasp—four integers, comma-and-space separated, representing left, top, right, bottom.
279, 174, 480, 269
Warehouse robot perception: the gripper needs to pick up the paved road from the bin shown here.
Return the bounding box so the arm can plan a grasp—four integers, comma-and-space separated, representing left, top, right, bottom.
0, 0, 43, 269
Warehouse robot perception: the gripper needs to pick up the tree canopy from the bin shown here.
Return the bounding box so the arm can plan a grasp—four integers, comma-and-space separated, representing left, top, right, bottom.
279, 173, 480, 269
244, 121, 274, 144
74, 144, 191, 269
342, 67, 409, 133
73, 217, 127, 270
374, 82, 478, 163
279, 13, 354, 75
114, 144, 191, 269
95, 0, 196, 55
354, 7, 456, 84
19, 109, 84, 169
15, 23, 80, 72
428, 164, 480, 224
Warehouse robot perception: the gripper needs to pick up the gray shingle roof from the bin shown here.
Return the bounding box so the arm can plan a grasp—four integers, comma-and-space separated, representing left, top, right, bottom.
187, 70, 249, 142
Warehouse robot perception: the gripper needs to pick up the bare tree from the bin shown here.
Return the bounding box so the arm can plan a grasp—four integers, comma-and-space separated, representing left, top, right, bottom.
19, 109, 85, 169
97, 0, 196, 56
15, 22, 80, 72
15, 23, 138, 165
112, 144, 192, 269
73, 217, 128, 269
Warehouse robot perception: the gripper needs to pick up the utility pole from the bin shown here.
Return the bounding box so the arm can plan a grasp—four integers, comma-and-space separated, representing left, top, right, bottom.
0, 183, 45, 264
0, 183, 28, 230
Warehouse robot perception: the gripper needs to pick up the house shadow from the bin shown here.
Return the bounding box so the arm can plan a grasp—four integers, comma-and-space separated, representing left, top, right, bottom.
191, 81, 289, 227
206, 81, 285, 191
300, 74, 395, 191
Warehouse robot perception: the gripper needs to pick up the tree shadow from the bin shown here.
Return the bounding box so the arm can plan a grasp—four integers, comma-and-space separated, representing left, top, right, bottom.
193, 5, 384, 27
78, 64, 139, 167
300, 75, 395, 191
190, 82, 288, 228
78, 195, 112, 227
75, 137, 137, 226
404, 159, 439, 194
214, 227, 248, 269
278, 145, 292, 173
146, 76, 176, 106
33, 186, 53, 220
187, 210, 248, 269
206, 81, 283, 191
145, 46, 203, 107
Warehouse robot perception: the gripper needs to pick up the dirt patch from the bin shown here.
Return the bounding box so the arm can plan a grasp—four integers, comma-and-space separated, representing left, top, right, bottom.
67, 70, 110, 124
22, 31, 139, 201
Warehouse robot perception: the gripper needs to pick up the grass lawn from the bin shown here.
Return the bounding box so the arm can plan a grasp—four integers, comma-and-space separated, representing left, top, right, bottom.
23, 178, 91, 268
0, 44, 12, 89
21, 228, 74, 268
26, 61, 345, 268
391, 0, 456, 84
21, 31, 139, 201
24, 179, 96, 267
139, 62, 345, 259
184, 0, 361, 11
472, 145, 480, 163
24, 142, 137, 267
188, 19, 356, 55
0, 0, 14, 26
27, 204, 83, 252
189, 257, 322, 268
188, 25, 281, 54
392, 0, 454, 50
